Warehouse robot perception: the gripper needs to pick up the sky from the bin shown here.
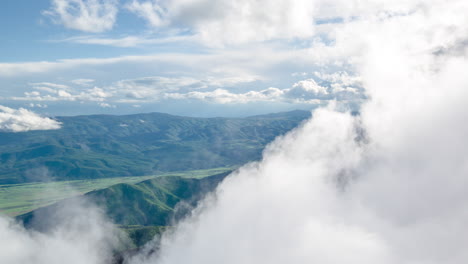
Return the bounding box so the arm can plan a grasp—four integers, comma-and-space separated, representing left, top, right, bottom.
0, 0, 365, 118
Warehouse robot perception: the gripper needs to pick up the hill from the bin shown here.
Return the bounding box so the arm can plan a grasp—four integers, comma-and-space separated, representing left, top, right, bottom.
17, 172, 231, 247
0, 110, 309, 184
87, 171, 229, 226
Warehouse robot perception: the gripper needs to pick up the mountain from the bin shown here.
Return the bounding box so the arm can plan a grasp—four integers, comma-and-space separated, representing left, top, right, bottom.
0, 110, 310, 184
18, 172, 229, 228
88, 171, 229, 226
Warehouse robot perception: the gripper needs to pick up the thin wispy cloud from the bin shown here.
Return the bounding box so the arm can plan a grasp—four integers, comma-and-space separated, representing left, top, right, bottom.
44, 0, 119, 33
55, 35, 196, 47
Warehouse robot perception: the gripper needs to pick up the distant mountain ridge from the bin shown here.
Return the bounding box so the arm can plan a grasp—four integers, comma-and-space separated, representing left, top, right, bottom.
0, 110, 310, 184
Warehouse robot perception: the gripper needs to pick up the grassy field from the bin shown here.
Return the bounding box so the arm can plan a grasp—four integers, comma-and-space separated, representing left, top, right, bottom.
0, 167, 232, 216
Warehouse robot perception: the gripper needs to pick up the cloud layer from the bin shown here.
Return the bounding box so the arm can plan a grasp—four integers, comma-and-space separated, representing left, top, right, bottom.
8, 75, 363, 107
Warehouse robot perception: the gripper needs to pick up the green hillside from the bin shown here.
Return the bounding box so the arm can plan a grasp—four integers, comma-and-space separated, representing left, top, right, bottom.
0, 110, 309, 184
17, 172, 231, 247
88, 171, 228, 226
18, 172, 229, 227
0, 167, 231, 216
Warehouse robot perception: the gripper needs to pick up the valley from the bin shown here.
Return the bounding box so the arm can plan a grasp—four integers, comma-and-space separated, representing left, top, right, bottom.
0, 110, 310, 250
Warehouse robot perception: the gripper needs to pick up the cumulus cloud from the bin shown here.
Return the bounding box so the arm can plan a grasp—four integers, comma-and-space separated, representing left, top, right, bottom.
15, 82, 112, 103
0, 105, 61, 132
288, 79, 328, 96
164, 87, 318, 104
12, 74, 362, 106
164, 87, 287, 104
44, 0, 118, 32
111, 75, 262, 102
163, 78, 362, 104
11, 75, 266, 106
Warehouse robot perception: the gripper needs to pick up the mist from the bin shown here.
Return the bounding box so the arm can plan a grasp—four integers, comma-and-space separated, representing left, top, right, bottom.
0, 197, 125, 264
2, 0, 468, 264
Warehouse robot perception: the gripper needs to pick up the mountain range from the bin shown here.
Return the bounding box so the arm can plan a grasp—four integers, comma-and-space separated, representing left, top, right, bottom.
0, 110, 310, 184
5, 110, 310, 249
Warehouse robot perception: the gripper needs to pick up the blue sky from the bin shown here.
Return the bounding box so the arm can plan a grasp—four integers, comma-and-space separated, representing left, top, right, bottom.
0, 0, 365, 117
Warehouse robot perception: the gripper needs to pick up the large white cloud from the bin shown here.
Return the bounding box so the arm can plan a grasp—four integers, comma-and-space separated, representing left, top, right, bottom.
123, 0, 432, 47
126, 1, 468, 264
0, 105, 62, 132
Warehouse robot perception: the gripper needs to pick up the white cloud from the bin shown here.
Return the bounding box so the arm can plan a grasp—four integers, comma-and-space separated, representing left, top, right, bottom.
44, 0, 118, 33
315, 71, 360, 84
290, 79, 329, 96
0, 198, 124, 264
314, 71, 362, 95
30, 82, 70, 90
98, 102, 115, 108
291, 72, 309, 77
11, 74, 362, 106
29, 103, 48, 108
112, 75, 262, 102
126, 0, 317, 46
127, 1, 468, 264
58, 35, 196, 47
163, 83, 348, 105
162, 78, 360, 105
57, 90, 73, 98
71, 79, 95, 86
117, 75, 259, 91
0, 49, 285, 77
126, 0, 167, 27
112, 77, 343, 104
25, 91, 41, 97
0, 105, 61, 132
165, 88, 287, 104
15, 83, 112, 103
